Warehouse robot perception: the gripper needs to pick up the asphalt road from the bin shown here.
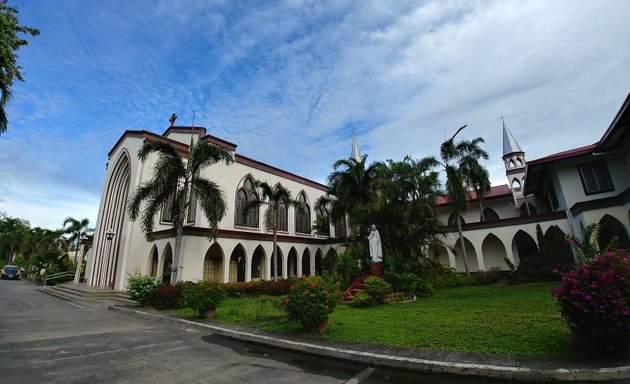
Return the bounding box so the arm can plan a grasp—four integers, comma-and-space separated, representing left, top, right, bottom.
0, 279, 539, 384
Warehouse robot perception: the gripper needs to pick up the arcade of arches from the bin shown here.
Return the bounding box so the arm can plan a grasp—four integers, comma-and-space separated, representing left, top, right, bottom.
148, 242, 326, 283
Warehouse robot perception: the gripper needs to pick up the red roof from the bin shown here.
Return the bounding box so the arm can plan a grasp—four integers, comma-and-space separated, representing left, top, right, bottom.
526, 143, 597, 167
436, 184, 511, 206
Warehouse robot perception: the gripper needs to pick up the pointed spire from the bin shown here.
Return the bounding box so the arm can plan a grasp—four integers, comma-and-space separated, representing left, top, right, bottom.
351, 136, 361, 162
502, 119, 523, 157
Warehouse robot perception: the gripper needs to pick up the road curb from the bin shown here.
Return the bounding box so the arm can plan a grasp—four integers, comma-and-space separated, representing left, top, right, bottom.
109, 305, 630, 382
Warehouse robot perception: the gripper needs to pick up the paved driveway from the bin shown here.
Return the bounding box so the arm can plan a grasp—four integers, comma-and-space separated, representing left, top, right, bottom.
0, 279, 363, 384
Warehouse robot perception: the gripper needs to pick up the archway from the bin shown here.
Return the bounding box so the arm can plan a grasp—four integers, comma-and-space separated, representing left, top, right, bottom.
428, 240, 450, 268
148, 246, 158, 277
324, 248, 338, 275
229, 244, 246, 282
89, 151, 130, 288
301, 249, 311, 276
598, 214, 630, 249
203, 243, 224, 282
481, 233, 508, 270
270, 246, 283, 280
287, 247, 298, 278
453, 237, 479, 272
511, 230, 538, 266
544, 226, 573, 265
251, 245, 266, 280
315, 249, 323, 275
161, 243, 173, 284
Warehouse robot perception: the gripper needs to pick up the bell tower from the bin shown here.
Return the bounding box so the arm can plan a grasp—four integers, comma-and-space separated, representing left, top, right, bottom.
502, 118, 529, 212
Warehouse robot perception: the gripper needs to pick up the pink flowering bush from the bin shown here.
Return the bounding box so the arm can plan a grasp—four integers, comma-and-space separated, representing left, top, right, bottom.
552, 248, 630, 352
284, 275, 341, 332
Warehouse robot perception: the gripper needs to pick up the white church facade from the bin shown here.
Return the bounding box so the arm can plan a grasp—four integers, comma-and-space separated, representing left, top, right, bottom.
85, 126, 347, 290
430, 92, 630, 272
85, 92, 630, 290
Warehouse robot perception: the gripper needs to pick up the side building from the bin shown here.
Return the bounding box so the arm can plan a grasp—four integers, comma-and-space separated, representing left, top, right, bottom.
85, 126, 347, 290
431, 92, 630, 272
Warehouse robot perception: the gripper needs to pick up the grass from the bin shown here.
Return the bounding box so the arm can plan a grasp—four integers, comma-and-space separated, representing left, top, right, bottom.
166, 282, 572, 357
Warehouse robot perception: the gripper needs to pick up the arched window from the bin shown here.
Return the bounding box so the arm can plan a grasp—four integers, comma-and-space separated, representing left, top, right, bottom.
235, 177, 258, 228
448, 213, 465, 226
519, 203, 537, 217
277, 200, 288, 232
508, 159, 515, 168
511, 178, 521, 190
315, 201, 329, 236
295, 192, 311, 234
516, 158, 523, 167
334, 214, 347, 238
481, 207, 500, 222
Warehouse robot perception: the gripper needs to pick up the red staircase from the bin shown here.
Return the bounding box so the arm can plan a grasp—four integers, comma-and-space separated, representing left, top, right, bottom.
341, 275, 370, 303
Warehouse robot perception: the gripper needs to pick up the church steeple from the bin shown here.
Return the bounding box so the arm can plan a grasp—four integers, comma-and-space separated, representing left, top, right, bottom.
502, 120, 523, 157
501, 117, 528, 210
351, 136, 362, 162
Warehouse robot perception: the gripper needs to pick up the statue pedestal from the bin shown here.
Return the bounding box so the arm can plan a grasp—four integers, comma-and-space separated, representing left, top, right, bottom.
371, 262, 382, 277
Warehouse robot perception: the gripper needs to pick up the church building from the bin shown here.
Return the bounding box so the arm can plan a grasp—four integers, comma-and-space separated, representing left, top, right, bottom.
85, 92, 630, 289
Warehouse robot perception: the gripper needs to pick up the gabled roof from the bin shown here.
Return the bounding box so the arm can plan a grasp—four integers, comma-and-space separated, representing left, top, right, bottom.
523, 143, 597, 196
436, 184, 512, 207
596, 91, 630, 152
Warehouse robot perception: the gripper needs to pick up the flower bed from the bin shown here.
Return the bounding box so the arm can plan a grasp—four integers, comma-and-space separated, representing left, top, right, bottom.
552, 248, 630, 352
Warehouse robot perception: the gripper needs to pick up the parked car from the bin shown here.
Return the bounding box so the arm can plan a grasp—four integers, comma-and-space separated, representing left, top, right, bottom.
1, 265, 21, 280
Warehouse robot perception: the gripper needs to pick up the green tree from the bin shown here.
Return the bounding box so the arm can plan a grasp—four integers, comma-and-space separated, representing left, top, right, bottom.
244, 180, 299, 280
378, 156, 442, 262
326, 155, 384, 231
438, 125, 489, 276
0, 212, 30, 263
128, 138, 232, 284
62, 217, 92, 265
0, 4, 39, 136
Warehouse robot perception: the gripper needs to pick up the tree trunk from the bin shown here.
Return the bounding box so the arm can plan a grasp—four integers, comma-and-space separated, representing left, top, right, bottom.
171, 212, 185, 284
478, 200, 484, 222
456, 213, 470, 276
273, 229, 278, 281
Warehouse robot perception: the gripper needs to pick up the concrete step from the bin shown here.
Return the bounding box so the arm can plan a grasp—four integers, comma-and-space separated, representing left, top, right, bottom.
41, 283, 137, 305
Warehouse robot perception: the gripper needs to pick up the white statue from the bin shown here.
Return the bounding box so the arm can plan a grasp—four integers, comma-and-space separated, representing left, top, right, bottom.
367, 224, 383, 262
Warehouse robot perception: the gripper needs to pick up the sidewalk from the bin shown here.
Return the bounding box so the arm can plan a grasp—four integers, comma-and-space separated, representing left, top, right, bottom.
109, 305, 630, 382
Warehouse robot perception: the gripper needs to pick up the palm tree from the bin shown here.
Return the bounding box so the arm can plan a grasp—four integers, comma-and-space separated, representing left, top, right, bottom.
62, 217, 92, 265
243, 181, 299, 280
128, 138, 232, 284
326, 155, 384, 230
438, 125, 489, 276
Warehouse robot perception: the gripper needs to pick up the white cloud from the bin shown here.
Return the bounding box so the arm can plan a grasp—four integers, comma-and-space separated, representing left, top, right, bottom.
3, 0, 629, 227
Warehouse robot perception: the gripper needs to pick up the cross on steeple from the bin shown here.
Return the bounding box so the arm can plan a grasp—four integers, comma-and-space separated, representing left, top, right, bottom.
499, 114, 506, 122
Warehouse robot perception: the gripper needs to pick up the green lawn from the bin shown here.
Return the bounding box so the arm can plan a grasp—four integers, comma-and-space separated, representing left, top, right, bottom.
166, 282, 572, 357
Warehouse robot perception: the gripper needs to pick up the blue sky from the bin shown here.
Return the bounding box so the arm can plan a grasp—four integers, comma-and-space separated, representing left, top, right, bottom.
1, 0, 629, 229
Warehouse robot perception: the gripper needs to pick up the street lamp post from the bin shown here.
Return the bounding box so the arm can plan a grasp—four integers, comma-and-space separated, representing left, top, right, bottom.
99, 229, 115, 287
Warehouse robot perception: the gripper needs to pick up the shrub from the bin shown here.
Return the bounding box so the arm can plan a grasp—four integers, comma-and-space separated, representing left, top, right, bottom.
127, 274, 161, 306
414, 278, 434, 297
221, 279, 293, 297
150, 283, 185, 310
351, 291, 373, 307
284, 276, 341, 332
182, 280, 226, 317
364, 277, 392, 304
552, 248, 630, 352
470, 267, 507, 286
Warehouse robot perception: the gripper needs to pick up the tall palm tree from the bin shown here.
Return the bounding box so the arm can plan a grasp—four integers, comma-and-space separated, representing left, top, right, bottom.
438, 125, 489, 276
128, 138, 232, 284
62, 217, 92, 265
244, 181, 299, 280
